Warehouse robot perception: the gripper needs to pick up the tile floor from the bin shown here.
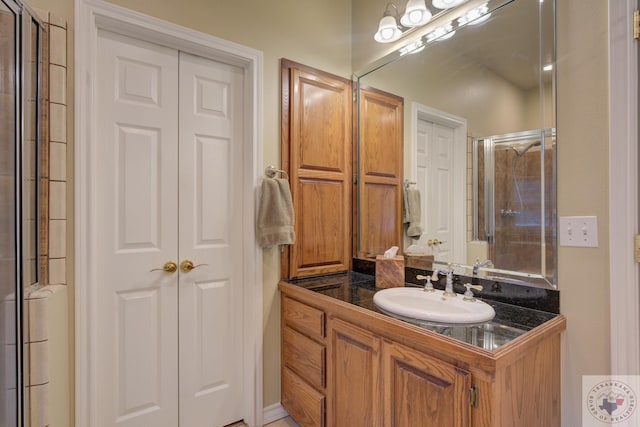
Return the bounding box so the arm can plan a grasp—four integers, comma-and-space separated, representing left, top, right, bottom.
232, 416, 299, 427
265, 417, 300, 427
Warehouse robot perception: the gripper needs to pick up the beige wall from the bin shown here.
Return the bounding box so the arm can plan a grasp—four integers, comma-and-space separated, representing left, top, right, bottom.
29, 0, 612, 424
556, 1, 611, 426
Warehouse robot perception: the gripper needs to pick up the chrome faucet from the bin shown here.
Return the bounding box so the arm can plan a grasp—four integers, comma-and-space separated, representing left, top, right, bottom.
472, 258, 493, 278
433, 264, 456, 297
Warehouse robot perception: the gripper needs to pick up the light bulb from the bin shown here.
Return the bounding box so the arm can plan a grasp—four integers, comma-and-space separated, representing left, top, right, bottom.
401, 0, 432, 27
374, 15, 402, 43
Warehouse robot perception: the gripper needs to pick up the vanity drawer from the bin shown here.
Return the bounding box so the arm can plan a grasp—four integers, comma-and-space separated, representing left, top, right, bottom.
283, 296, 325, 340
283, 326, 326, 390
282, 367, 325, 427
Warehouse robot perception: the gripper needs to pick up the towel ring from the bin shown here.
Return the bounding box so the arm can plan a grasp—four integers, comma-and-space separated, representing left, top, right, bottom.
265, 165, 289, 180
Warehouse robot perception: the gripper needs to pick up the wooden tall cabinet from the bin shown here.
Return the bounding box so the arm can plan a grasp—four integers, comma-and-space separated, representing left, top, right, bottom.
357, 86, 404, 258
281, 59, 352, 278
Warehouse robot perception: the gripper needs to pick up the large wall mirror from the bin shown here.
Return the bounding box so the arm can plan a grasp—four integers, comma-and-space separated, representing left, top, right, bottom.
355, 0, 556, 288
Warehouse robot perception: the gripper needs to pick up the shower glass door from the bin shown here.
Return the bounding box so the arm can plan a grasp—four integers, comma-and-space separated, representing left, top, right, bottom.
474, 128, 557, 284
1, 1, 44, 425
0, 1, 20, 425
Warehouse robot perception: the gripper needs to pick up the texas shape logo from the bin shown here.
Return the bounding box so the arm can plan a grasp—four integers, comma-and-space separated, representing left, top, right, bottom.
587, 380, 637, 423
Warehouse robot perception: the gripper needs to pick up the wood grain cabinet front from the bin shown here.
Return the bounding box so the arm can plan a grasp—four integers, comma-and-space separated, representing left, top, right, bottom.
281, 296, 327, 427
326, 318, 383, 427
279, 281, 565, 427
382, 341, 471, 427
282, 367, 325, 427
283, 326, 325, 390
282, 295, 325, 341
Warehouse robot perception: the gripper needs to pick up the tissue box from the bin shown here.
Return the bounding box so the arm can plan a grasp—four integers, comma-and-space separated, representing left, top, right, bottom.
375, 255, 405, 288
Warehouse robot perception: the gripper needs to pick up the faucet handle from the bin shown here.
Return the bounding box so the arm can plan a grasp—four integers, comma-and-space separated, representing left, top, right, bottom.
416, 274, 436, 292
463, 283, 483, 301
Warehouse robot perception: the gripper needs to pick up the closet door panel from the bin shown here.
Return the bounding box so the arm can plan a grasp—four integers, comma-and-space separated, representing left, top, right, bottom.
96, 30, 179, 427
177, 52, 245, 427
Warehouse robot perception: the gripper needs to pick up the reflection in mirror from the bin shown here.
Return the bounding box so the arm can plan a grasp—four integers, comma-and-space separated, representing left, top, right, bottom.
355, 0, 556, 288
473, 129, 556, 285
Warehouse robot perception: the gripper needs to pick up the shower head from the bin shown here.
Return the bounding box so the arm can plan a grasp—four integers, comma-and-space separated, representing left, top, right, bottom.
510, 140, 542, 157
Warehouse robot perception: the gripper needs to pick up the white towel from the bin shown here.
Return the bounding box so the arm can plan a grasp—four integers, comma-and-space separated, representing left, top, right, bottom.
257, 178, 295, 248
404, 187, 422, 239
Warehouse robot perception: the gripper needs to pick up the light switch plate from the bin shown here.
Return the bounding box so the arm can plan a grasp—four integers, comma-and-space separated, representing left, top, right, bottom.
559, 216, 598, 247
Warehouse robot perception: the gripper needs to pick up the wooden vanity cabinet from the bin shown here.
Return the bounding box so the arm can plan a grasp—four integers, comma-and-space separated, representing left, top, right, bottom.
280, 281, 566, 427
281, 296, 326, 427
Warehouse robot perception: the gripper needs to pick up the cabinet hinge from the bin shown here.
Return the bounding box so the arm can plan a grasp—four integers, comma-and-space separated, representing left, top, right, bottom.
470, 384, 479, 408
634, 10, 640, 40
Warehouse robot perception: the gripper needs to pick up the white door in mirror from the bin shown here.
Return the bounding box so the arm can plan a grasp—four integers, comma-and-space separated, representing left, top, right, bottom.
373, 287, 495, 324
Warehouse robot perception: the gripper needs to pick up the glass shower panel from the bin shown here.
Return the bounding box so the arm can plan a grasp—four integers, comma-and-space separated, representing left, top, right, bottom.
474, 129, 556, 283
0, 2, 44, 425
0, 2, 19, 426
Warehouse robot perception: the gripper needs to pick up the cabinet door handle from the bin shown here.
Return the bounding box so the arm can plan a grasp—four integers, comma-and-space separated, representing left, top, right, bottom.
180, 260, 208, 273
150, 261, 178, 273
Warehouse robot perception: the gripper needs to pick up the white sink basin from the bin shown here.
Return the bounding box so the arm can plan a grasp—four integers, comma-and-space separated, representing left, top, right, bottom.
373, 287, 496, 324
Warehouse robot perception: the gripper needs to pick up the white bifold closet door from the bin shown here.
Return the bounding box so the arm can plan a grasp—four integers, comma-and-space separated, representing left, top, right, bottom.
95, 30, 244, 427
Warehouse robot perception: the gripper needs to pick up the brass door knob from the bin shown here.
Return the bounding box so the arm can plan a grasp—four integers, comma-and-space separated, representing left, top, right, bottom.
150, 261, 178, 273
427, 238, 446, 246
180, 260, 209, 273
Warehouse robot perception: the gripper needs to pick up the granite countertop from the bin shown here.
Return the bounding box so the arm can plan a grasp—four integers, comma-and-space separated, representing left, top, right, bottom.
285, 271, 560, 351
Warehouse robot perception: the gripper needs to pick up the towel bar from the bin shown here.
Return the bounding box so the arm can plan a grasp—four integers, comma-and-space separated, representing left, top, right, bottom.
265, 165, 289, 180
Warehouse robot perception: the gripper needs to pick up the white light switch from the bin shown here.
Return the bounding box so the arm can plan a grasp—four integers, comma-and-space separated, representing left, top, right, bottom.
559, 216, 598, 247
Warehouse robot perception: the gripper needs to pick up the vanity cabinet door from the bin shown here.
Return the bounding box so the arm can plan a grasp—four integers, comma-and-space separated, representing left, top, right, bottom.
327, 317, 383, 427
382, 341, 471, 427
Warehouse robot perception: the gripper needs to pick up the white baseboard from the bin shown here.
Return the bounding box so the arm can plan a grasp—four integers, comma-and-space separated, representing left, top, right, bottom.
263, 403, 289, 425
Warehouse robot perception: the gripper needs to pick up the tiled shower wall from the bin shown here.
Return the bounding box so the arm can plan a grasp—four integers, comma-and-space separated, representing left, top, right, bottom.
25, 9, 69, 427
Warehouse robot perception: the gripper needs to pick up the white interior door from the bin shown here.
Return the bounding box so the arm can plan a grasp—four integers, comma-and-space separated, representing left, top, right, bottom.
416, 118, 454, 261
177, 52, 244, 426
96, 30, 180, 427
95, 31, 244, 427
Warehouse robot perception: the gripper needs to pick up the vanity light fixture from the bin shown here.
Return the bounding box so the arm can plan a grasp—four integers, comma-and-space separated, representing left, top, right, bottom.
373, 0, 481, 44
400, 0, 432, 27
426, 21, 455, 42
432, 0, 468, 10
374, 3, 403, 43
457, 2, 491, 26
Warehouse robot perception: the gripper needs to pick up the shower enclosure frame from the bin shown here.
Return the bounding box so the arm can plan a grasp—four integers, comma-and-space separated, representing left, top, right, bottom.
472, 128, 556, 288
1, 0, 46, 425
